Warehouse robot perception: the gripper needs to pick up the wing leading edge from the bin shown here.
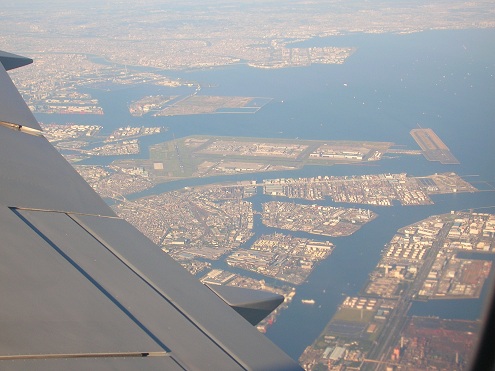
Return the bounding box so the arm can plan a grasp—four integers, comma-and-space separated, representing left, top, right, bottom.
0, 52, 303, 370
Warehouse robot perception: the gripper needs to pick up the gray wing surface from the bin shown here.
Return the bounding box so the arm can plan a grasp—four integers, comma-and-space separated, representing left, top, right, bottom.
0, 52, 303, 371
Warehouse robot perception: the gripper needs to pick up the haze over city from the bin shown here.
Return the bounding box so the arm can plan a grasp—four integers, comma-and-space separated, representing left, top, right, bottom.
2, 1, 495, 370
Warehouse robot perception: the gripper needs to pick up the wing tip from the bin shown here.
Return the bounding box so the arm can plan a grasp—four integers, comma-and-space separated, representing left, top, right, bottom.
206, 283, 285, 325
0, 50, 33, 71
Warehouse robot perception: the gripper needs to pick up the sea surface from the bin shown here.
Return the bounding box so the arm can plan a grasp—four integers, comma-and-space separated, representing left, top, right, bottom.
35, 28, 495, 359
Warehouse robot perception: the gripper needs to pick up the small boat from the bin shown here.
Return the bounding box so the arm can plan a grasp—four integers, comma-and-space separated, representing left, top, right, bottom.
301, 299, 315, 305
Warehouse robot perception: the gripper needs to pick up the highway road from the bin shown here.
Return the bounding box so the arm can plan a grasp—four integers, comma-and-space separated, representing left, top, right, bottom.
362, 222, 453, 370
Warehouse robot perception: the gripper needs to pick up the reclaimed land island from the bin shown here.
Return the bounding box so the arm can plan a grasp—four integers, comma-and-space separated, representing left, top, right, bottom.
410, 128, 460, 165
113, 135, 393, 183
300, 211, 494, 370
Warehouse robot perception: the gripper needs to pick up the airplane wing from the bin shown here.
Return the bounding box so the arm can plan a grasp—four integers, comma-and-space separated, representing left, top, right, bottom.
0, 51, 303, 370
